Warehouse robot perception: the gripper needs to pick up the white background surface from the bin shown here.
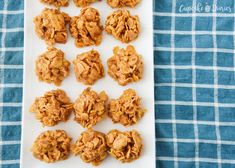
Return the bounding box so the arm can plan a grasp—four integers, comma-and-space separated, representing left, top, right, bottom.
21, 0, 155, 168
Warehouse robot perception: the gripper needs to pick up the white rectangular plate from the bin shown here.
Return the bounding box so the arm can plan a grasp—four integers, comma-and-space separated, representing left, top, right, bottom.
21, 0, 155, 168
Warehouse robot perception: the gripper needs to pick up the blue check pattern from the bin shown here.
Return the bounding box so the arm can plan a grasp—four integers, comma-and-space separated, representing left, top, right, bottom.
154, 0, 235, 167
0, 0, 23, 167
0, 0, 235, 168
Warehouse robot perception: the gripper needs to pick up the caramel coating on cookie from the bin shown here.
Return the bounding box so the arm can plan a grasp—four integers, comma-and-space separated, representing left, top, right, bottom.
32, 130, 72, 163
73, 0, 99, 7
108, 89, 146, 126
107, 45, 143, 86
107, 0, 141, 8
70, 7, 103, 47
72, 129, 107, 166
74, 87, 108, 128
105, 9, 140, 43
30, 89, 73, 126
106, 129, 143, 162
35, 47, 70, 86
73, 50, 104, 85
34, 8, 70, 45
39, 0, 69, 7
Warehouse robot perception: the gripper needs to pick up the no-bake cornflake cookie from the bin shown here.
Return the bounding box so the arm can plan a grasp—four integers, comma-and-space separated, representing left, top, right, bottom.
39, 0, 69, 7
106, 129, 143, 163
70, 7, 103, 47
30, 89, 73, 126
34, 8, 70, 45
107, 0, 141, 8
108, 89, 146, 126
35, 47, 70, 86
107, 45, 143, 86
73, 0, 99, 7
105, 9, 140, 43
74, 87, 108, 128
73, 50, 104, 85
32, 130, 72, 163
72, 129, 107, 166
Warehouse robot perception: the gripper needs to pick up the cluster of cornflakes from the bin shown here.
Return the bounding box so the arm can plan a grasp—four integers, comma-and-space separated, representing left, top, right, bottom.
69, 7, 103, 47
73, 50, 104, 85
30, 89, 73, 126
107, 0, 141, 8
73, 87, 108, 128
32, 130, 72, 163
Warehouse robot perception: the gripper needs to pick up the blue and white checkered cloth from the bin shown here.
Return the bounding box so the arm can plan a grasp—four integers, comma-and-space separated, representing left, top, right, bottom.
154, 0, 235, 167
0, 0, 23, 167
0, 0, 235, 168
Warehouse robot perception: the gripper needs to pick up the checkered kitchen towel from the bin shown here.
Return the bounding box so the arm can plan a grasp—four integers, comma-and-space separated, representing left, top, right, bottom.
0, 0, 235, 168
154, 0, 235, 167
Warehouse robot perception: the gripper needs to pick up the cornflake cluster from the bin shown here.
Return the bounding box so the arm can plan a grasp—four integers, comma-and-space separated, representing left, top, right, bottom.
72, 129, 107, 166
35, 47, 70, 86
107, 0, 141, 8
30, 89, 73, 126
108, 89, 146, 126
105, 9, 140, 43
70, 7, 103, 47
39, 0, 69, 7
73, 50, 104, 85
73, 0, 99, 7
31, 130, 72, 163
34, 8, 70, 45
106, 129, 143, 163
107, 45, 143, 86
74, 87, 108, 128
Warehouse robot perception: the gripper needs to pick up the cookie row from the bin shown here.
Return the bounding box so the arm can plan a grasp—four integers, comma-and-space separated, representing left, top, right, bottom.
35, 45, 144, 86
39, 0, 141, 8
32, 129, 143, 165
34, 7, 141, 46
30, 87, 146, 127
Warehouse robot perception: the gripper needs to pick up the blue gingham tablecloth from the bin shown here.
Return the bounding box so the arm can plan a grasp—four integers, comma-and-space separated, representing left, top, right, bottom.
0, 0, 235, 168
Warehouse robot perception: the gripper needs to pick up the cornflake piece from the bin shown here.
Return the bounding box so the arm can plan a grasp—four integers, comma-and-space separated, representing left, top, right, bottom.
72, 129, 107, 166
106, 129, 143, 162
70, 7, 103, 47
74, 87, 108, 128
34, 8, 70, 45
107, 0, 141, 8
73, 0, 99, 7
39, 0, 69, 7
105, 9, 140, 43
73, 50, 104, 85
32, 130, 72, 163
107, 45, 143, 86
35, 47, 70, 86
108, 89, 146, 126
30, 89, 73, 126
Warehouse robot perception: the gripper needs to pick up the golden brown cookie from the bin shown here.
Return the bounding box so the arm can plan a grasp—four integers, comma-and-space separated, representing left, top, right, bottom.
108, 89, 146, 126
31, 130, 72, 163
107, 0, 141, 8
35, 47, 70, 86
105, 9, 140, 43
73, 0, 99, 7
39, 0, 69, 7
107, 45, 143, 86
106, 129, 143, 162
74, 87, 108, 128
34, 8, 70, 45
73, 50, 104, 85
69, 7, 103, 47
72, 129, 107, 166
30, 89, 73, 126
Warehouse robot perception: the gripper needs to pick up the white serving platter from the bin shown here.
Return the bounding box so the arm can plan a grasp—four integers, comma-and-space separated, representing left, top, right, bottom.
21, 0, 155, 168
